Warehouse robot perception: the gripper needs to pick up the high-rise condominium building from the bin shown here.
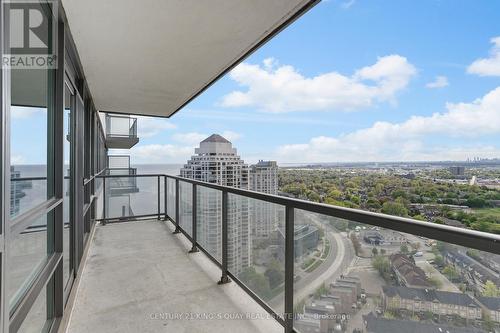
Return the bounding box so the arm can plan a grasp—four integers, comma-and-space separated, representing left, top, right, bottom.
181, 134, 251, 275
249, 160, 280, 239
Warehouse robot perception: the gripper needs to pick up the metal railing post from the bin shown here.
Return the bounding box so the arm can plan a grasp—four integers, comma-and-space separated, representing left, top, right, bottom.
284, 205, 294, 333
157, 175, 161, 220
173, 178, 181, 234
102, 176, 106, 225
163, 176, 168, 220
189, 184, 199, 253
218, 190, 230, 284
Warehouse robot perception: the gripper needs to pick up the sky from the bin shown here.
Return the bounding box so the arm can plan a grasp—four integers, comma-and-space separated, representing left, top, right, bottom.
11, 0, 500, 165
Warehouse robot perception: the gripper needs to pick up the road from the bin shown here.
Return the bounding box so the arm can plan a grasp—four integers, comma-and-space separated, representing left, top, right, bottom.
268, 212, 356, 309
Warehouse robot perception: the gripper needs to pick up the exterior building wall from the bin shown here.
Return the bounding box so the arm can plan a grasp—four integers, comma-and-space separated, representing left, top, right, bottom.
249, 161, 279, 239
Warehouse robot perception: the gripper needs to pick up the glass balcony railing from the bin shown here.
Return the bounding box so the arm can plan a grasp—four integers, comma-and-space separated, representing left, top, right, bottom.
105, 114, 137, 138
107, 155, 132, 169
97, 173, 500, 333
103, 174, 162, 221
104, 114, 139, 149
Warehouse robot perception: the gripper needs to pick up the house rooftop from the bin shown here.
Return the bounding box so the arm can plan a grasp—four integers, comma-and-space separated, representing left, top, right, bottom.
382, 286, 479, 307
363, 312, 486, 333
201, 134, 231, 144
477, 296, 500, 311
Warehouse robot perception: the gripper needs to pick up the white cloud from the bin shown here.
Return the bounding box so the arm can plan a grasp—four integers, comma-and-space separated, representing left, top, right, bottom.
467, 36, 500, 77
128, 144, 194, 164
136, 116, 176, 138
221, 130, 242, 141
171, 132, 207, 146
220, 55, 417, 113
276, 87, 500, 162
11, 154, 25, 164
172, 131, 241, 146
341, 0, 356, 9
426, 76, 449, 89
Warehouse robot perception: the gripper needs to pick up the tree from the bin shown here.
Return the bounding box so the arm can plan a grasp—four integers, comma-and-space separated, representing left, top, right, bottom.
265, 260, 284, 289
434, 218, 444, 225
372, 247, 378, 256
466, 196, 487, 208
428, 276, 443, 289
330, 219, 348, 232
314, 283, 329, 298
350, 233, 362, 256
483, 313, 495, 332
411, 242, 421, 251
328, 188, 342, 200
383, 311, 395, 319
482, 280, 500, 297
372, 255, 391, 280
239, 267, 271, 299
381, 201, 408, 217
412, 214, 427, 221
433, 255, 444, 267
442, 265, 459, 281
366, 198, 381, 209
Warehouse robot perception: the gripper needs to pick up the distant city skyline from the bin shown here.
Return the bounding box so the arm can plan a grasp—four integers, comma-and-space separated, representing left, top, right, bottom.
11, 1, 500, 164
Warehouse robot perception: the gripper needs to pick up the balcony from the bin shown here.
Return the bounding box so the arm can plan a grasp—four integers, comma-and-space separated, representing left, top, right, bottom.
104, 114, 139, 149
62, 173, 500, 333
106, 156, 139, 197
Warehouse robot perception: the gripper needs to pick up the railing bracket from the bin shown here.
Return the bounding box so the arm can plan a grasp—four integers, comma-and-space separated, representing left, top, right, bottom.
217, 276, 231, 285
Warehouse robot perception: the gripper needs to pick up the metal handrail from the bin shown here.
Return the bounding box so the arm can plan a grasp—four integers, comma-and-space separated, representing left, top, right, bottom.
166, 174, 500, 253
98, 172, 500, 253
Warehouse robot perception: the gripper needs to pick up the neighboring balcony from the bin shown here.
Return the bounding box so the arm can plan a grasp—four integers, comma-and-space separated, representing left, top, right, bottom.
105, 156, 140, 217
105, 114, 139, 149
64, 172, 500, 333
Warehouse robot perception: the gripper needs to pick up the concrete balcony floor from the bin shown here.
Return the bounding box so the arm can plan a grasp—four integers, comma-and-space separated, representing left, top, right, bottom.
63, 219, 282, 333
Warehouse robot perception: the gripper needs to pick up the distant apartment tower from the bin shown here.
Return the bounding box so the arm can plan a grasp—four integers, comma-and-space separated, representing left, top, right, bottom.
10, 166, 32, 216
449, 166, 465, 176
249, 160, 280, 239
250, 160, 278, 194
180, 134, 251, 275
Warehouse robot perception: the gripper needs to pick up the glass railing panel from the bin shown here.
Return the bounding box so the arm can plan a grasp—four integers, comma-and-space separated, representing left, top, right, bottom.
292, 209, 500, 333
105, 176, 157, 219
159, 176, 164, 217
107, 155, 130, 169
106, 115, 137, 137
228, 193, 286, 315
196, 185, 222, 262
167, 178, 176, 220
179, 181, 192, 235
130, 118, 137, 136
